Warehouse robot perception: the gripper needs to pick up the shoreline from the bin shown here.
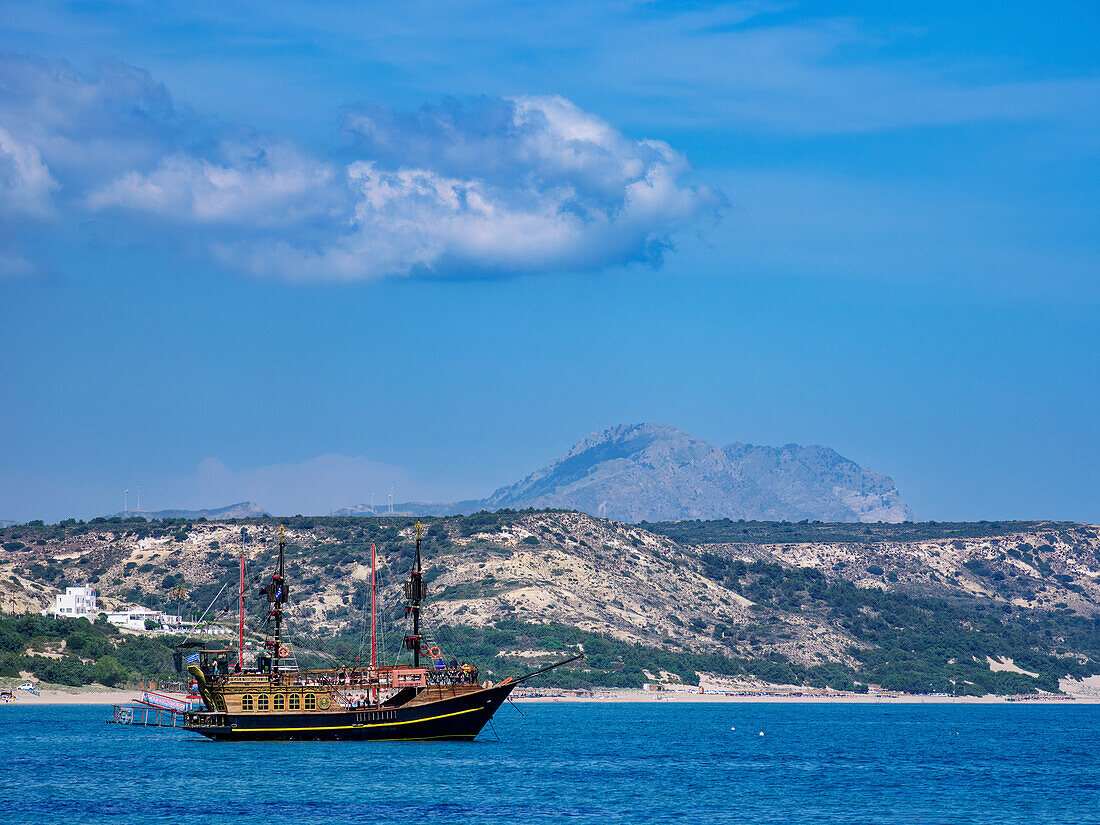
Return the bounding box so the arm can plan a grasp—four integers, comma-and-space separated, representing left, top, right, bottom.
2, 686, 1096, 707
511, 688, 1099, 704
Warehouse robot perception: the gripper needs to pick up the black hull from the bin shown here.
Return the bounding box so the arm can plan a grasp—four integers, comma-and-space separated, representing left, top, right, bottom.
183, 683, 516, 742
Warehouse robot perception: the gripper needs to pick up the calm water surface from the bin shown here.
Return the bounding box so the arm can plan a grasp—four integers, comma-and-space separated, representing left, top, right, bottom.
1, 702, 1097, 824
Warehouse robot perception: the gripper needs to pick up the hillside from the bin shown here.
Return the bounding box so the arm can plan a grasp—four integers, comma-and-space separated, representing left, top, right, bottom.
643, 518, 1100, 611
1, 513, 1098, 695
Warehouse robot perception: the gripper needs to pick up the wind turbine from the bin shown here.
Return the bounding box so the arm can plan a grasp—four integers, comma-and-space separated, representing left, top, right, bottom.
123, 489, 128, 513
136, 484, 141, 511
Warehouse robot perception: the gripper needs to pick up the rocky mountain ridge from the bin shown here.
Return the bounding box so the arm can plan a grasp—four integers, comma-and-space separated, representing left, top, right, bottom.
334, 423, 914, 523
484, 423, 912, 523
75, 425, 909, 525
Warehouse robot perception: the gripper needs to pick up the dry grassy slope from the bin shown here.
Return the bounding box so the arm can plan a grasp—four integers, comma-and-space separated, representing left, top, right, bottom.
0, 523, 270, 614
1, 514, 860, 667
706, 523, 1100, 614
5, 516, 1098, 671
413, 512, 856, 666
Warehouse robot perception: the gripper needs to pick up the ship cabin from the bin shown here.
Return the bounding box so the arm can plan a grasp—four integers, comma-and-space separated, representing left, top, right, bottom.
186, 648, 483, 719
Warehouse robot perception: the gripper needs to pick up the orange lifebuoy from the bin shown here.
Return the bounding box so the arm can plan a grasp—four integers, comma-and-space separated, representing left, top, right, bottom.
277, 645, 289, 658
429, 646, 442, 658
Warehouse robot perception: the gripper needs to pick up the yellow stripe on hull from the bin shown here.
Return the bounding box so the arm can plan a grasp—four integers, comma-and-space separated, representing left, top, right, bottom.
235, 705, 485, 734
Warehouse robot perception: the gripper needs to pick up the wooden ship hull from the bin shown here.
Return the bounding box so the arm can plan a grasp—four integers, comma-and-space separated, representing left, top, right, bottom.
184, 681, 517, 742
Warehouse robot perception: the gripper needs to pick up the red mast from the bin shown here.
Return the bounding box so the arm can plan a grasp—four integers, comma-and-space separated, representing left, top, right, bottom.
238, 551, 245, 670
370, 542, 377, 668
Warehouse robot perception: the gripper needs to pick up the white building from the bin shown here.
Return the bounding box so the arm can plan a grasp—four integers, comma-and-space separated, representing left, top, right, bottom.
46, 586, 98, 619
105, 608, 183, 631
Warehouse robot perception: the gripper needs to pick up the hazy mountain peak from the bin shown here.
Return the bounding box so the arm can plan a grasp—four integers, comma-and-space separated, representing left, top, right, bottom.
487, 424, 912, 523
114, 501, 268, 520
559, 422, 690, 457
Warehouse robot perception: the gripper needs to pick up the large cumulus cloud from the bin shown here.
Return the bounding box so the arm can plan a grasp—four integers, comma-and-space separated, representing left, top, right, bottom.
0, 54, 720, 281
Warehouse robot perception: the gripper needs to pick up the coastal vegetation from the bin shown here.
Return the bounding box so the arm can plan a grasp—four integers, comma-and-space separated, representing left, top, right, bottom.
644, 518, 1089, 546
697, 556, 1100, 694
0, 615, 177, 687
1, 512, 1098, 695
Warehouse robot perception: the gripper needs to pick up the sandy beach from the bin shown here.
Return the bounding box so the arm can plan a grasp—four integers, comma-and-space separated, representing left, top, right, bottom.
512, 691, 1097, 704
3, 677, 1097, 707
0, 685, 141, 706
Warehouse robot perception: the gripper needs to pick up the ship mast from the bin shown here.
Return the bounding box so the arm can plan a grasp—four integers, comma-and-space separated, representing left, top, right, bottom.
413, 521, 422, 669
267, 525, 289, 669
273, 526, 286, 665
370, 541, 377, 668
404, 521, 425, 669
237, 551, 245, 670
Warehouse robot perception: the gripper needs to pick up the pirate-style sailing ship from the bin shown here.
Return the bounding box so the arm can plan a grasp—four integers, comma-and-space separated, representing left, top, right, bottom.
181, 523, 580, 741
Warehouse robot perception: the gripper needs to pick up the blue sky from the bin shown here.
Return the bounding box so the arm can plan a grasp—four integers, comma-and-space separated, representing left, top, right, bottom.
1, 1, 1097, 522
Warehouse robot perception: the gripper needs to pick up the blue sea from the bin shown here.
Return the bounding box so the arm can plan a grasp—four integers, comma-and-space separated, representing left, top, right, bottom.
2, 702, 1098, 824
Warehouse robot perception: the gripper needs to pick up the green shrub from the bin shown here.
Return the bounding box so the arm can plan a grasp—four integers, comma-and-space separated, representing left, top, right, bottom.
30, 655, 91, 686
0, 628, 23, 653
964, 560, 995, 578
93, 655, 127, 687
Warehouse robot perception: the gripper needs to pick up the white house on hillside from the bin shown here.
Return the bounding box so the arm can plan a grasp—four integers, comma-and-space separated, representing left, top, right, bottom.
46, 586, 98, 619
105, 608, 183, 631
44, 591, 228, 635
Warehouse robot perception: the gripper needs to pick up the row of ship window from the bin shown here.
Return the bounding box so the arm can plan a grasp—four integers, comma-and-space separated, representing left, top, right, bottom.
240, 694, 316, 711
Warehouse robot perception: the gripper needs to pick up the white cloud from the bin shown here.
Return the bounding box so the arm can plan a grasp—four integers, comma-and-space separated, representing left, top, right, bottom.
0, 125, 57, 217
1, 54, 720, 281
228, 95, 721, 280
0, 54, 176, 185
87, 137, 340, 227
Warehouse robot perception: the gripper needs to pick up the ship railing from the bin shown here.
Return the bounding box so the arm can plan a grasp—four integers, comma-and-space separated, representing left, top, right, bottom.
274, 655, 300, 672
280, 666, 432, 690
209, 665, 433, 690
140, 690, 190, 713
107, 702, 187, 728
